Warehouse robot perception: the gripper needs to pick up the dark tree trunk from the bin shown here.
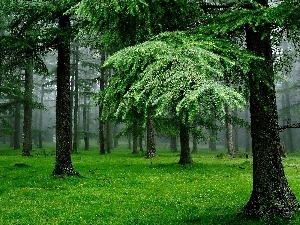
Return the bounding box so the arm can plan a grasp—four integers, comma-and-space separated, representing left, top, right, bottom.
83, 95, 89, 150
243, 2, 299, 217
145, 111, 156, 158
208, 130, 217, 151
14, 104, 21, 150
22, 63, 33, 156
178, 122, 192, 165
52, 14, 78, 176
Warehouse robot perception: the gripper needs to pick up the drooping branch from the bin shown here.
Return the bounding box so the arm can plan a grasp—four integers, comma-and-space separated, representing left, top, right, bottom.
278, 122, 300, 131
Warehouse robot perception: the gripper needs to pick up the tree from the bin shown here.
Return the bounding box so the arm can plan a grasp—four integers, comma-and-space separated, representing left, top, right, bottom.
52, 14, 78, 176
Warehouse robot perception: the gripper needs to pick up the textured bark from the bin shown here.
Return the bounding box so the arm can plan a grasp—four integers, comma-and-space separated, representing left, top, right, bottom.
243, 1, 299, 217
178, 122, 192, 165
22, 63, 33, 156
52, 14, 78, 176
145, 112, 156, 158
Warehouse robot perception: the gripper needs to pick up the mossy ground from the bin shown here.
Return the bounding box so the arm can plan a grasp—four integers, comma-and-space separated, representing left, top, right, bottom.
0, 142, 299, 225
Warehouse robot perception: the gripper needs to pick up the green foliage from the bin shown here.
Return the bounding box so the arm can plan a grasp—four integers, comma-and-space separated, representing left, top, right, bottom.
98, 31, 259, 128
74, 0, 201, 50
0, 146, 300, 224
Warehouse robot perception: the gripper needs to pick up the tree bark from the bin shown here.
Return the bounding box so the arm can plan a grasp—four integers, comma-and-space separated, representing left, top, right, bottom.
145, 111, 156, 158
22, 63, 33, 156
178, 122, 192, 165
38, 82, 44, 149
243, 1, 299, 217
52, 14, 78, 176
99, 53, 106, 155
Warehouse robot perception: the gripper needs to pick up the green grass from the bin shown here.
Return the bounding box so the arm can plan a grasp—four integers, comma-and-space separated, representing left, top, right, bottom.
0, 144, 300, 225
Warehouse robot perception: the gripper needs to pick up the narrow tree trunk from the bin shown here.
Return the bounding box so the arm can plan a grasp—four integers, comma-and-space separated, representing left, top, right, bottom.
83, 95, 89, 150
178, 122, 192, 165
243, 4, 299, 217
145, 111, 156, 158
208, 129, 217, 151
192, 133, 198, 153
52, 14, 78, 176
128, 132, 132, 150
22, 63, 33, 156
225, 104, 234, 156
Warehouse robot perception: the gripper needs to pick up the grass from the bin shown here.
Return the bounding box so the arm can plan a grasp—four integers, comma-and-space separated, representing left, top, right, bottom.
0, 143, 300, 225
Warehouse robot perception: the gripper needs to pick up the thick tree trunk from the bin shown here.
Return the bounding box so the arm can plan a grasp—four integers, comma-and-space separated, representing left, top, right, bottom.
22, 63, 33, 156
243, 2, 299, 217
52, 14, 78, 176
178, 122, 192, 165
145, 111, 156, 158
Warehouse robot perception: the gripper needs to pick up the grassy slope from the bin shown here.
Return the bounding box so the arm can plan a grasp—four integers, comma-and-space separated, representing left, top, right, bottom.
0, 144, 299, 225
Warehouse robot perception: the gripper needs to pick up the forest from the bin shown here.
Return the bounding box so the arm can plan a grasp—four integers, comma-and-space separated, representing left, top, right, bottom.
0, 0, 300, 224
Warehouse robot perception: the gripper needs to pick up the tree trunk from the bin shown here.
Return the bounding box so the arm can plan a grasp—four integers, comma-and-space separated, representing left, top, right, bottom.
22, 63, 33, 156
83, 95, 90, 150
243, 2, 299, 217
233, 106, 239, 152
52, 14, 78, 176
145, 111, 156, 158
225, 104, 234, 156
178, 122, 192, 165
192, 133, 198, 153
128, 132, 132, 150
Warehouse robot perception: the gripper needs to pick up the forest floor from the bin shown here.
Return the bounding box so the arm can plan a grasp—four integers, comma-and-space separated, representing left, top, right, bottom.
0, 143, 300, 225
